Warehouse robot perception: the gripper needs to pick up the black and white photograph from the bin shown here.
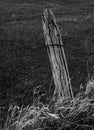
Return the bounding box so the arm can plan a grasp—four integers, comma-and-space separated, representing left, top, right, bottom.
0, 0, 94, 129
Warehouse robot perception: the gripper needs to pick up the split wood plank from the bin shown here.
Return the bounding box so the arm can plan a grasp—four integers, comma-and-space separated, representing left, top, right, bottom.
42, 10, 74, 103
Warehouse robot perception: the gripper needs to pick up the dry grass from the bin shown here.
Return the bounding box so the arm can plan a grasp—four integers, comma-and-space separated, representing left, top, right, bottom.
1, 84, 94, 130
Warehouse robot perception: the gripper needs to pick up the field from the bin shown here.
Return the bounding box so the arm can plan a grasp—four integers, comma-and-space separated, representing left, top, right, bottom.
0, 0, 94, 129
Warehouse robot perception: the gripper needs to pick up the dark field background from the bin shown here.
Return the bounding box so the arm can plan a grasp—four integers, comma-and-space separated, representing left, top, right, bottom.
0, 0, 94, 109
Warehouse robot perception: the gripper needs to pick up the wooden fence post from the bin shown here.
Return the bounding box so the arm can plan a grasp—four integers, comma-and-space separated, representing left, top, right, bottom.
42, 9, 74, 104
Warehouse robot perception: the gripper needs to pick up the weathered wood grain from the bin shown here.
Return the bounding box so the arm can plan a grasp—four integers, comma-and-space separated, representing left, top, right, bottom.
42, 9, 74, 104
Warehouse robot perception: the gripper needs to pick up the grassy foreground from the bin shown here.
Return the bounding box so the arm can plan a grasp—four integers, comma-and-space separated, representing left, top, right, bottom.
0, 83, 94, 130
